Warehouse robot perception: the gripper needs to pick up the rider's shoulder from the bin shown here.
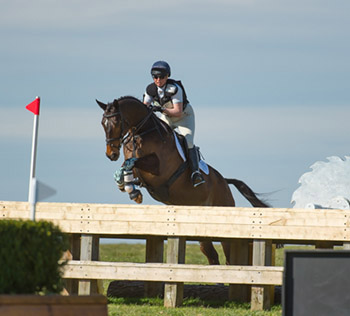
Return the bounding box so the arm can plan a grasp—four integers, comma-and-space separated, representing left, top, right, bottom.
166, 79, 182, 95
146, 82, 157, 96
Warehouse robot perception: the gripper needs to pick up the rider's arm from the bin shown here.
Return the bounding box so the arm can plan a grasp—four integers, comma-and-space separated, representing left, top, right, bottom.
163, 84, 183, 117
163, 102, 183, 117
143, 92, 153, 106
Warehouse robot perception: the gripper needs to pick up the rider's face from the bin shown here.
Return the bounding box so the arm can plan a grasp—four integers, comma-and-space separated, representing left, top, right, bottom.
153, 75, 168, 87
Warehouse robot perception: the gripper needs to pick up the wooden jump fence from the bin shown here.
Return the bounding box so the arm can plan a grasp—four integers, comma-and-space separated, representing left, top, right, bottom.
2, 201, 350, 311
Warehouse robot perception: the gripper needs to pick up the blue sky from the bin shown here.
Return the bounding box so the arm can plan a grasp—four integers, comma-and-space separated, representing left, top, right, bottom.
1, 0, 349, 208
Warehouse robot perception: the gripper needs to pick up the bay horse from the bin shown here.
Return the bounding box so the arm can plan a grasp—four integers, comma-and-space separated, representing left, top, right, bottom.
97, 96, 269, 265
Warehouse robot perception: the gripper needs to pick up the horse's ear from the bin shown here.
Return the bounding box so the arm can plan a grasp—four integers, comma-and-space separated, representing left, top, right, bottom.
96, 99, 107, 111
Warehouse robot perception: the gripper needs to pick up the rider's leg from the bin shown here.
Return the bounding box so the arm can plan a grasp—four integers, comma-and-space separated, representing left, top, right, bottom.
188, 146, 205, 187
172, 104, 205, 187
159, 104, 205, 187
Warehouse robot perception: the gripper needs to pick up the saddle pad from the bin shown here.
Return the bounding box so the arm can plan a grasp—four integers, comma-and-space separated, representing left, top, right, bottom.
174, 132, 209, 175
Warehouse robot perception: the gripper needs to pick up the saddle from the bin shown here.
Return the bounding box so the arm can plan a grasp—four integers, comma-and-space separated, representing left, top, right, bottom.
174, 132, 209, 175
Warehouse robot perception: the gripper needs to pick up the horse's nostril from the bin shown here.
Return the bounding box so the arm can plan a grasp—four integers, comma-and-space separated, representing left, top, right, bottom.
107, 152, 119, 161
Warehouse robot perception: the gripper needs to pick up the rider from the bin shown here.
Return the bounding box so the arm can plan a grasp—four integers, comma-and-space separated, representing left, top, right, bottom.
143, 60, 205, 187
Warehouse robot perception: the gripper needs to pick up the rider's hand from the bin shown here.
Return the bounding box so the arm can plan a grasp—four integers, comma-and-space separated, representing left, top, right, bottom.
152, 106, 164, 113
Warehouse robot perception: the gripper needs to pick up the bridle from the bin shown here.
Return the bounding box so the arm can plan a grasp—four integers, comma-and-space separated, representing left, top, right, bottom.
103, 106, 159, 153
103, 111, 125, 149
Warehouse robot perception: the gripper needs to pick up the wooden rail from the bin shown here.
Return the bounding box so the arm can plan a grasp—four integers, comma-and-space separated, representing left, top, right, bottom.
2, 201, 350, 311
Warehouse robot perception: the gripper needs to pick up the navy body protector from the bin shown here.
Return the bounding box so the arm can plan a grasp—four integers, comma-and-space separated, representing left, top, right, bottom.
146, 79, 189, 110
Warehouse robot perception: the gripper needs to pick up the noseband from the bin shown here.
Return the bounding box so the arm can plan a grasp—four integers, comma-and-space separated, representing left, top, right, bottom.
103, 106, 161, 151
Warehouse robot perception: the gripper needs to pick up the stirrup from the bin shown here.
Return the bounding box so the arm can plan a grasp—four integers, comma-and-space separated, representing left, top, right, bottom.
191, 171, 205, 187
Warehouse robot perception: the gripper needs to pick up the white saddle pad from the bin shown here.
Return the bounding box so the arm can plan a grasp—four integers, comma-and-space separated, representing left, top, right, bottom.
174, 132, 209, 175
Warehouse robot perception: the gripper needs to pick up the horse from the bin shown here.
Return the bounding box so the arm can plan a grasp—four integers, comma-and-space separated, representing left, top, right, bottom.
97, 96, 269, 265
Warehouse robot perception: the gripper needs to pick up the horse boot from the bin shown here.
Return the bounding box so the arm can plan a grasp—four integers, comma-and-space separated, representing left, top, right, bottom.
188, 147, 205, 187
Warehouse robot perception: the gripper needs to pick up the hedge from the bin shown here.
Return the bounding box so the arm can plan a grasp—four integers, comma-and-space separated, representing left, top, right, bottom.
0, 220, 69, 294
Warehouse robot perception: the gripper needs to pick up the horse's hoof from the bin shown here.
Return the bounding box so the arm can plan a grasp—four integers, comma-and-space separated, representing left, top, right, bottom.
134, 195, 142, 204
130, 190, 143, 204
134, 195, 143, 204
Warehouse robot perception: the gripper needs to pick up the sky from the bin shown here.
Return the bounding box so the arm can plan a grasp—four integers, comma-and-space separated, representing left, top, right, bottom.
1, 0, 349, 210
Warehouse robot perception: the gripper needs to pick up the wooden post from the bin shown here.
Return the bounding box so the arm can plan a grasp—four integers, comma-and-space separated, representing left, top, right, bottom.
251, 239, 272, 311
78, 234, 100, 295
228, 239, 250, 302
64, 234, 81, 294
164, 237, 186, 307
145, 236, 164, 297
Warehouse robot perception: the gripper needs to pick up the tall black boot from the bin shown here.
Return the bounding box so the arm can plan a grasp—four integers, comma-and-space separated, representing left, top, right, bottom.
188, 147, 205, 187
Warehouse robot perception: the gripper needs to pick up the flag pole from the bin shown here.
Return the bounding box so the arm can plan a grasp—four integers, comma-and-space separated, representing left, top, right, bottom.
27, 96, 40, 221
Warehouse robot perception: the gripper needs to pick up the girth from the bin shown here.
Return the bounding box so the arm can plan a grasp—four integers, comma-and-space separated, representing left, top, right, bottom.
145, 160, 188, 203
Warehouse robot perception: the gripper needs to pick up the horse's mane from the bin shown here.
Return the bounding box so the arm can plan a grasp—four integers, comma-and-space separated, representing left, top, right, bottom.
117, 95, 144, 105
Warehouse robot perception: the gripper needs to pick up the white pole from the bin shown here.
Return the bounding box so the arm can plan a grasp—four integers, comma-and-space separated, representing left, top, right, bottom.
29, 178, 37, 220
28, 96, 40, 221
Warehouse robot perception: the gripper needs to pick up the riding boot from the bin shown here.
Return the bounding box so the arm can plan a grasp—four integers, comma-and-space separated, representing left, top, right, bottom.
188, 147, 205, 187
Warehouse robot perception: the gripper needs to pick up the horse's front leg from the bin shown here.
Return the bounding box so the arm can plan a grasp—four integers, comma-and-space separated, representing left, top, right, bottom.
199, 240, 220, 265
113, 159, 143, 204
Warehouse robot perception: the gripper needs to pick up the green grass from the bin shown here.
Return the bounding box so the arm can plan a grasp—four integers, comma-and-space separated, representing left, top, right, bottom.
107, 297, 282, 316
100, 242, 227, 264
100, 242, 288, 316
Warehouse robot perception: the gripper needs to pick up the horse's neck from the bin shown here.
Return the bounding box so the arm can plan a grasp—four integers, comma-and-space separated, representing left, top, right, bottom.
120, 99, 149, 127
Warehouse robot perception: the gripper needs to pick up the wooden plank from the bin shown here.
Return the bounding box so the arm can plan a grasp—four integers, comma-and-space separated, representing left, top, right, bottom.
63, 261, 283, 285
2, 201, 350, 241
3, 205, 346, 229
27, 220, 346, 241
2, 200, 350, 216
0, 295, 107, 316
3, 201, 350, 222
0, 295, 107, 305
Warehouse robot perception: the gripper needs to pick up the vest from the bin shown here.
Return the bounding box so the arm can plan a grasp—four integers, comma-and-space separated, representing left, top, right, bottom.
146, 79, 189, 109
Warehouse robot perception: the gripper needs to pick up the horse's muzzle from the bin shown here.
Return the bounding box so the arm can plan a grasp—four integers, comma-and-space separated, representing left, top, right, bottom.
106, 152, 120, 161
106, 144, 120, 161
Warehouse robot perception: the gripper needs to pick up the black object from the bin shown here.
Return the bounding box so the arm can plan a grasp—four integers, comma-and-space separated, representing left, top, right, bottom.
283, 250, 350, 316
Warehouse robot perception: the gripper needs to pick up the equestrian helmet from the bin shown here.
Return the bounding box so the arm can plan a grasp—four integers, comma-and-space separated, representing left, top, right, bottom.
151, 61, 171, 77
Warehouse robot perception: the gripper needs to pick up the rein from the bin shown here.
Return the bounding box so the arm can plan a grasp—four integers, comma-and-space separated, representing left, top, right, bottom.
104, 107, 162, 152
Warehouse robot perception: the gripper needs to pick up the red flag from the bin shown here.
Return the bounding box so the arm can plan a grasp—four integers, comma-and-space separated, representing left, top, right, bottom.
26, 97, 40, 115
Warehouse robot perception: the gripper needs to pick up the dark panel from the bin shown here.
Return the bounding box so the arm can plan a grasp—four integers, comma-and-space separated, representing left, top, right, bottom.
283, 250, 350, 316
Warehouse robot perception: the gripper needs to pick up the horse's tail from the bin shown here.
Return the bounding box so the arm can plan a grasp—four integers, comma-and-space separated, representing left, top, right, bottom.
225, 178, 270, 208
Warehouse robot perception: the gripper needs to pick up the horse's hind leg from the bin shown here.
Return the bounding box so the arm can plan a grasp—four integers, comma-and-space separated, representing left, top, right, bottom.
200, 240, 220, 265
221, 241, 231, 265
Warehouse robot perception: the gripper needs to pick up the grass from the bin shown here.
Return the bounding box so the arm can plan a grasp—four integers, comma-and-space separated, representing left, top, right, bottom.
107, 297, 282, 316
99, 241, 289, 315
